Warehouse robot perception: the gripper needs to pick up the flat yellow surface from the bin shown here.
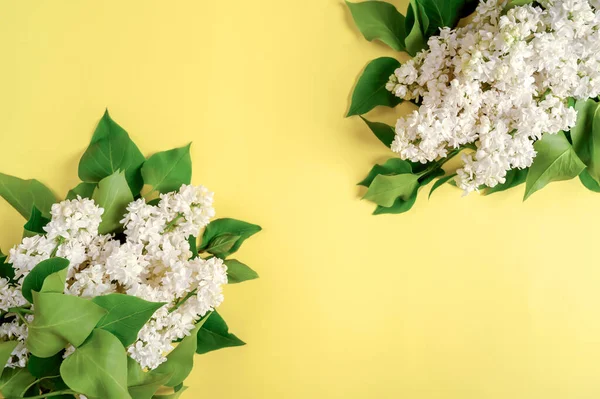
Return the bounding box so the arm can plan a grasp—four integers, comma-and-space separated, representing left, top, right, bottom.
1, 1, 600, 398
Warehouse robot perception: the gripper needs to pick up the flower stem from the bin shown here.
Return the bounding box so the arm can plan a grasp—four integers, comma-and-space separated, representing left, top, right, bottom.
169, 290, 197, 313
164, 213, 184, 233
20, 375, 60, 397
19, 390, 77, 399
50, 236, 65, 257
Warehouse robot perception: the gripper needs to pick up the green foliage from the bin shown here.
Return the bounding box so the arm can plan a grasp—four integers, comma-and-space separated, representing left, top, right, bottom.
28, 351, 64, 378
153, 386, 188, 399
346, 1, 407, 51
92, 294, 166, 346
92, 171, 134, 234
60, 329, 130, 399
142, 144, 192, 194
0, 341, 17, 371
199, 218, 262, 258
404, 0, 429, 55
153, 319, 206, 387
417, 0, 478, 37
0, 250, 15, 283
524, 132, 586, 200
196, 311, 245, 355
571, 99, 600, 183
358, 158, 413, 187
359, 116, 395, 147
23, 206, 50, 237
363, 173, 420, 207
0, 172, 56, 220
347, 57, 402, 116
188, 236, 199, 259
66, 182, 96, 200
579, 169, 600, 192
428, 173, 456, 198
224, 259, 259, 284
0, 367, 36, 398
27, 292, 107, 358
21, 257, 70, 303
78, 109, 145, 196
127, 357, 171, 399
485, 168, 529, 195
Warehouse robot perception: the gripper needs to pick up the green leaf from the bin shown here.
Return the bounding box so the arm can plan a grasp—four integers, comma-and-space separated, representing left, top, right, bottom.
0, 173, 56, 220
363, 173, 419, 207
524, 132, 586, 200
92, 294, 166, 347
224, 259, 259, 284
579, 169, 600, 192
504, 0, 534, 10
66, 182, 96, 200
359, 116, 396, 147
27, 292, 107, 358
0, 341, 17, 371
127, 357, 171, 399
428, 173, 456, 199
28, 351, 64, 378
141, 144, 192, 194
0, 367, 36, 398
404, 0, 428, 55
153, 319, 207, 387
196, 311, 245, 355
0, 250, 15, 283
153, 386, 188, 399
358, 158, 412, 187
60, 329, 130, 399
345, 0, 407, 51
199, 218, 262, 258
188, 236, 198, 260
205, 234, 241, 258
418, 0, 478, 37
484, 168, 529, 195
570, 99, 600, 183
93, 171, 134, 234
347, 57, 402, 117
21, 257, 70, 303
78, 109, 145, 195
372, 168, 442, 215
23, 206, 50, 237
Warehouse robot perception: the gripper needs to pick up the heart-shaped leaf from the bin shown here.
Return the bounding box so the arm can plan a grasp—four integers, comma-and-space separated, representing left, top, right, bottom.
346, 0, 407, 51
347, 57, 402, 117
141, 144, 192, 194
66, 182, 96, 200
196, 311, 245, 355
22, 257, 70, 303
199, 218, 261, 258
363, 173, 419, 207
358, 158, 412, 187
359, 116, 396, 147
93, 171, 134, 234
224, 259, 259, 284
0, 173, 56, 220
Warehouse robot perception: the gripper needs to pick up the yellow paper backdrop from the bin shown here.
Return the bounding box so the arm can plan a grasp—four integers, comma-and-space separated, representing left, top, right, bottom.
1, 1, 600, 398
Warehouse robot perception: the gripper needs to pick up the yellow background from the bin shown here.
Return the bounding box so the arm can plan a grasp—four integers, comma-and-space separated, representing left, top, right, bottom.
1, 1, 600, 398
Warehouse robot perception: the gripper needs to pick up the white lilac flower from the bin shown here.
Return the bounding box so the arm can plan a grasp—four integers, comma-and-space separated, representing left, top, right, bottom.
3, 185, 224, 370
386, 0, 600, 193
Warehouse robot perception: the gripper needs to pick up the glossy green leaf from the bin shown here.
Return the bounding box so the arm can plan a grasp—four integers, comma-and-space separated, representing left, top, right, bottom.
196, 311, 245, 355
141, 144, 192, 194
27, 292, 107, 358
21, 257, 70, 303
418, 0, 478, 37
363, 173, 419, 207
78, 109, 145, 195
484, 168, 528, 195
358, 158, 412, 187
404, 0, 428, 55
199, 218, 261, 258
60, 329, 130, 399
346, 0, 406, 51
66, 182, 96, 200
359, 116, 396, 147
0, 341, 17, 372
224, 259, 259, 284
524, 132, 586, 200
92, 294, 166, 346
0, 367, 36, 398
0, 173, 56, 219
153, 319, 207, 387
571, 99, 600, 183
205, 234, 241, 258
93, 171, 134, 234
0, 250, 15, 283
188, 236, 198, 260
347, 57, 402, 117
23, 206, 50, 237
153, 386, 188, 399
28, 351, 64, 379
127, 357, 171, 399
428, 173, 457, 198
579, 169, 600, 192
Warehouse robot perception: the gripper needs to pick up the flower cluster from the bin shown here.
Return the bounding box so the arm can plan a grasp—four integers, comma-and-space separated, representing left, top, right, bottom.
386, 0, 600, 193
1, 185, 227, 370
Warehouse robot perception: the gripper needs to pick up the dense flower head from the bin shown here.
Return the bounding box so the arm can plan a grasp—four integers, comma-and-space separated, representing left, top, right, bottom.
1, 185, 226, 370
386, 0, 600, 193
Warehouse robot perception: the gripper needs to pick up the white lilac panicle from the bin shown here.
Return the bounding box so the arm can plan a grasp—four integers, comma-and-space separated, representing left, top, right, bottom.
386, 0, 600, 193
3, 184, 227, 370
